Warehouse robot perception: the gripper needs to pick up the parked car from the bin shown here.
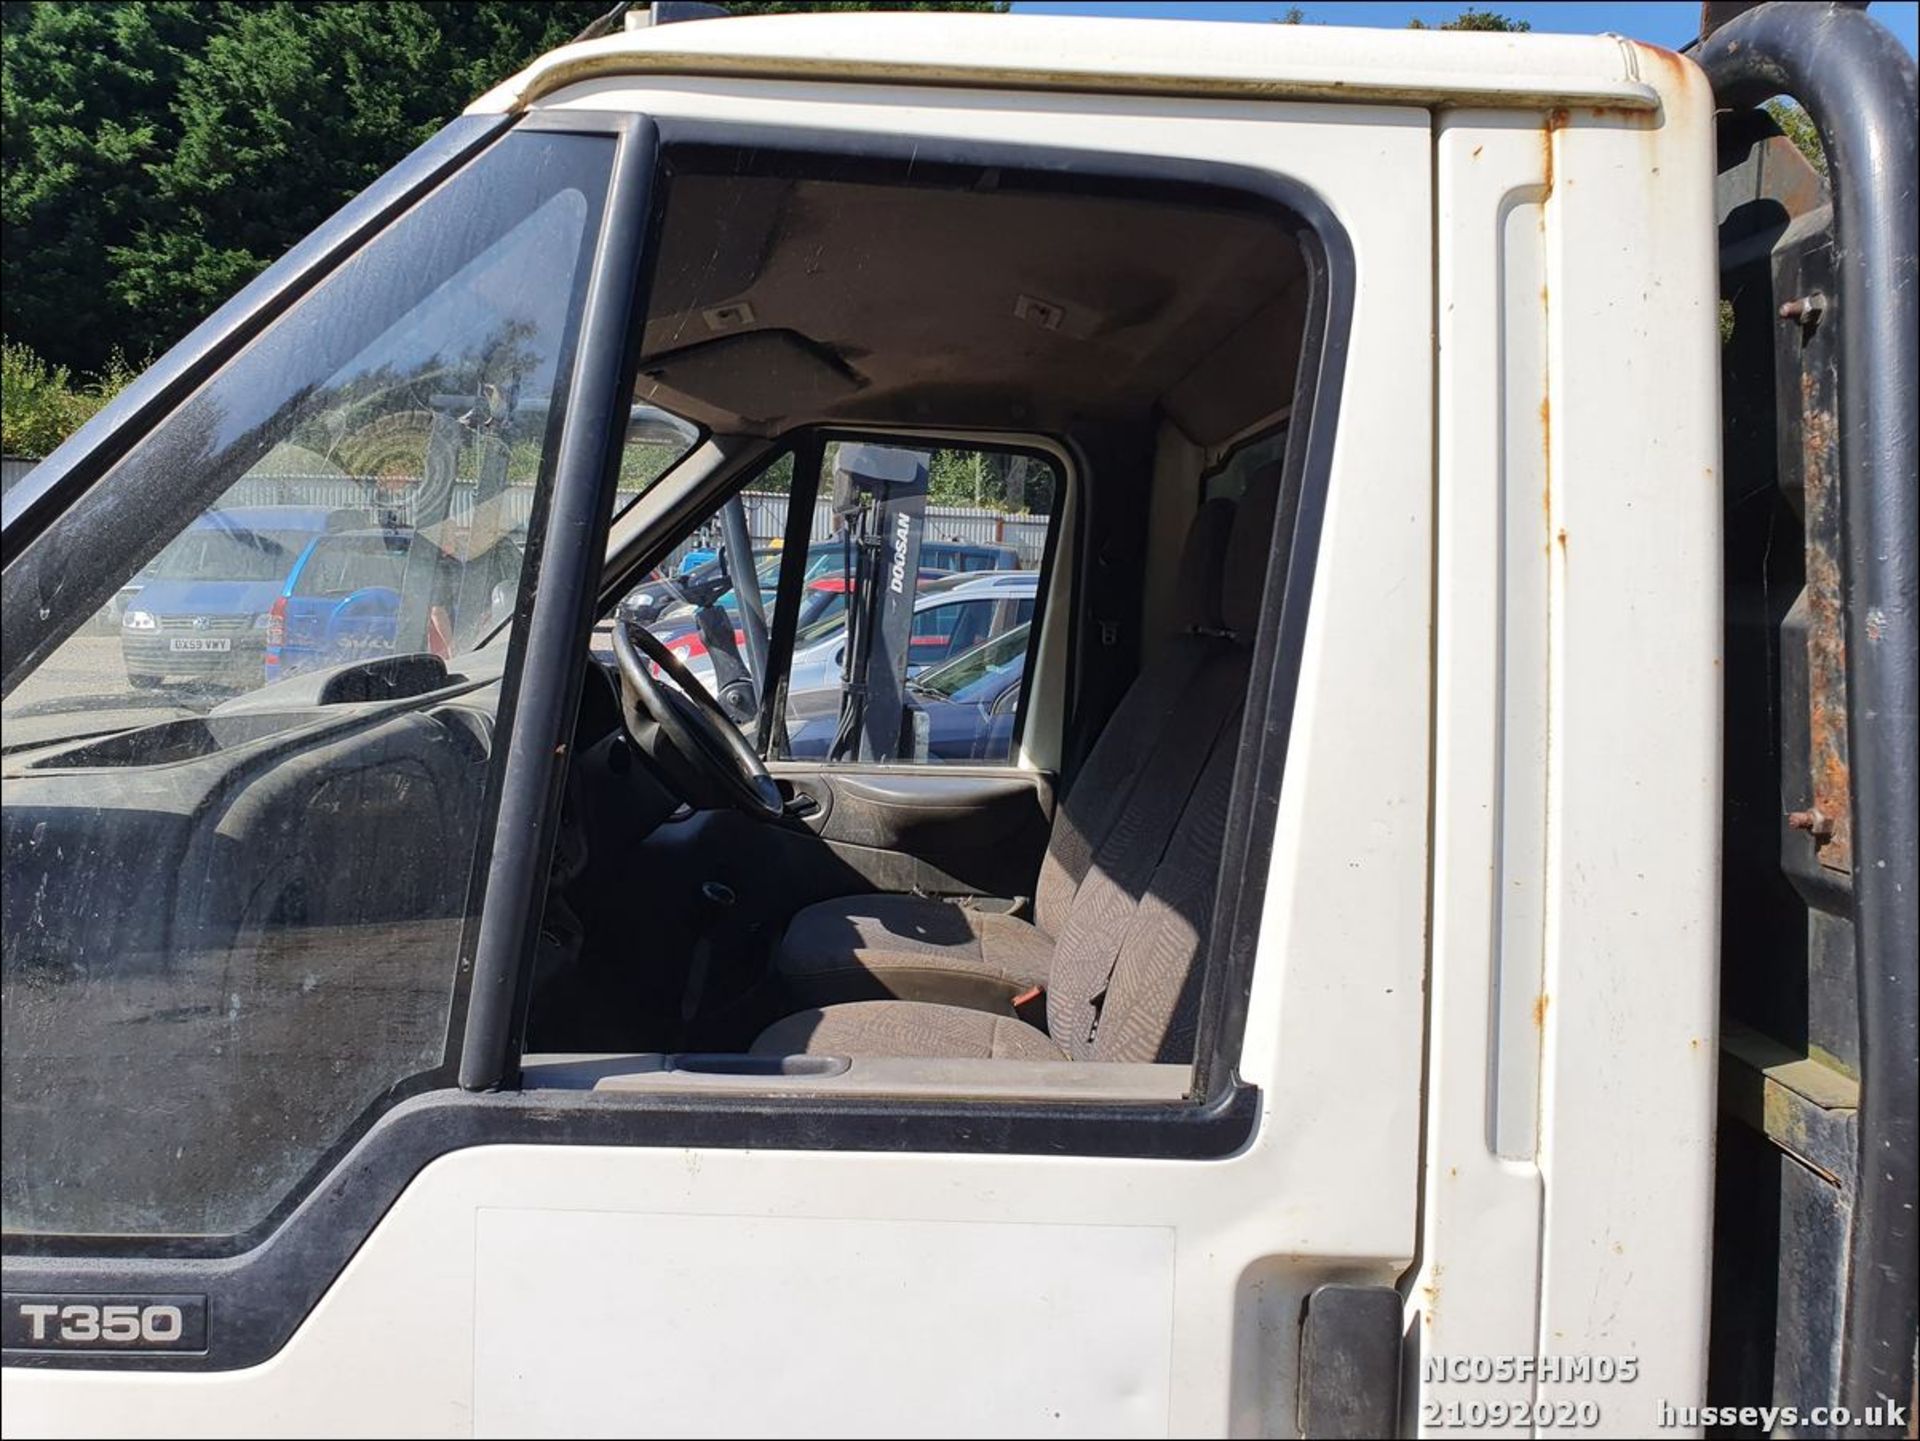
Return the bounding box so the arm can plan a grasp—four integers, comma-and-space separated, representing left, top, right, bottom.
793, 535, 1021, 579
629, 536, 1021, 636
623, 547, 784, 634
94, 572, 150, 634
119, 505, 342, 689
919, 539, 1022, 573
649, 568, 953, 684
764, 570, 1036, 696
612, 565, 678, 628
660, 569, 1035, 696
264, 528, 520, 683
782, 566, 966, 635
784, 620, 1032, 761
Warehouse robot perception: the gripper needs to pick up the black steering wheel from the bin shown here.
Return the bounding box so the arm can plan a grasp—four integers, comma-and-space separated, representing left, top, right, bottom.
611, 620, 784, 820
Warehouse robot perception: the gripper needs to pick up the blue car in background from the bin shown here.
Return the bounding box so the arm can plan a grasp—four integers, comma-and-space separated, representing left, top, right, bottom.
120, 505, 339, 689
631, 537, 1023, 642
783, 621, 1031, 763
921, 540, 1022, 574
265, 527, 520, 683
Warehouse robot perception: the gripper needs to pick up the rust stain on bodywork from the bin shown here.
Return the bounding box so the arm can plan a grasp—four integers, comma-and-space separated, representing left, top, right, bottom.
1636, 41, 1698, 94
1422, 1264, 1445, 1325
1799, 368, 1853, 872
1540, 390, 1554, 547
1542, 109, 1568, 197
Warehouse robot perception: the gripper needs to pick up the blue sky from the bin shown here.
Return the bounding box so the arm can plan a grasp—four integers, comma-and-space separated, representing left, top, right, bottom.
1010, 1, 1920, 55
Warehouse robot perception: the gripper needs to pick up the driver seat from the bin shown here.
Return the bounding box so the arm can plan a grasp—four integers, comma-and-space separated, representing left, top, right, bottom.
754, 477, 1275, 1063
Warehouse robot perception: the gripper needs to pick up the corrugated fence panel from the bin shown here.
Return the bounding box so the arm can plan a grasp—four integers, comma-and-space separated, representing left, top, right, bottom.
220, 475, 540, 532
202, 477, 1053, 569
744, 493, 1052, 566
1, 455, 38, 498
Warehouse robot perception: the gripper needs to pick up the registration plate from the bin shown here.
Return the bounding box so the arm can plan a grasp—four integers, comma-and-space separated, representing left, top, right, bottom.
167, 637, 231, 653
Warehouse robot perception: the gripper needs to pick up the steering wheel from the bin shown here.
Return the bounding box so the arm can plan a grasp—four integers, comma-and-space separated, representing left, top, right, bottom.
611, 620, 783, 820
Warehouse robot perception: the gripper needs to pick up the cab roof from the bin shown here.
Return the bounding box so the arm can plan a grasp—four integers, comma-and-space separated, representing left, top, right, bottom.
468, 9, 1674, 116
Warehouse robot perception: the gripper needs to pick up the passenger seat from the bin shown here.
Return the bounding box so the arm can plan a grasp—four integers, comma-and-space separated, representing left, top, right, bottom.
754, 474, 1278, 1064
771, 494, 1240, 1013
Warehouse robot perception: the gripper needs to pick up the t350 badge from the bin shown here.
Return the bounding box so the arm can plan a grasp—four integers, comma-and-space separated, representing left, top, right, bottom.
2, 1293, 207, 1353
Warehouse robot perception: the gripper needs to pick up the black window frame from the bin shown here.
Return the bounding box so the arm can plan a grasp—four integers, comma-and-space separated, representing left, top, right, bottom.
1, 114, 1354, 1376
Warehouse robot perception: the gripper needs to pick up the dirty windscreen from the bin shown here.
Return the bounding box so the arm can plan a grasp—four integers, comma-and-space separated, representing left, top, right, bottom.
3, 210, 695, 754
1, 129, 646, 1241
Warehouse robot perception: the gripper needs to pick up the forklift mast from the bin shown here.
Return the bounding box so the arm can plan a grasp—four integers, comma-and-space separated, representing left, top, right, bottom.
825, 444, 929, 764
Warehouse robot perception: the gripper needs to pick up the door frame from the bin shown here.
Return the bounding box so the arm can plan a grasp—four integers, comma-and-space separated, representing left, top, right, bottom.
1, 114, 1356, 1377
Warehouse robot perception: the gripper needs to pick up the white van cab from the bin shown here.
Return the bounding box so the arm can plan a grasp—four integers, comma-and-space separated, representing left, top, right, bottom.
2, 3, 1913, 1437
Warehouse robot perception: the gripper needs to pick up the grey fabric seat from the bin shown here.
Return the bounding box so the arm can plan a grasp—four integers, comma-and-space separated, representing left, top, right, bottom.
755, 475, 1278, 1065
771, 495, 1239, 1012
756, 1000, 1066, 1062
776, 894, 1054, 1011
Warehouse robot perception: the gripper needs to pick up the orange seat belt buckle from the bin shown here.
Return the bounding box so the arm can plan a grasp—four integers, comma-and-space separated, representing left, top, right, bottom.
1010, 985, 1045, 1023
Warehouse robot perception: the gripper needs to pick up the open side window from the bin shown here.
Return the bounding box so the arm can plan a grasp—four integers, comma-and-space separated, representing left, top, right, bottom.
522, 129, 1350, 1117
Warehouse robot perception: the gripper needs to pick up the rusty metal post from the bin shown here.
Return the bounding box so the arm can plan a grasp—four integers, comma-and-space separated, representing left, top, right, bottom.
1700, 4, 1919, 1431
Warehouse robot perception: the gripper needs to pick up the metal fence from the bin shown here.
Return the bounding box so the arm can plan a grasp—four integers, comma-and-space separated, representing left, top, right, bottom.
6, 466, 1048, 573
219, 476, 1052, 570
1, 455, 38, 499
694, 491, 1050, 569
221, 474, 541, 533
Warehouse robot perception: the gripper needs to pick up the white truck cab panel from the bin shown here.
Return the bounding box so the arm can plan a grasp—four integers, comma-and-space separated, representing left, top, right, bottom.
6, 7, 1908, 1440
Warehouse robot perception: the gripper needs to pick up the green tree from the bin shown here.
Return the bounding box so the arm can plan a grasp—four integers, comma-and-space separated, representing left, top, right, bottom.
1409, 8, 1531, 31
1, 340, 137, 457
2, 2, 213, 375
3, 2, 1005, 378
925, 447, 1053, 514
722, 2, 1002, 11
4, 2, 611, 373
1764, 98, 1827, 177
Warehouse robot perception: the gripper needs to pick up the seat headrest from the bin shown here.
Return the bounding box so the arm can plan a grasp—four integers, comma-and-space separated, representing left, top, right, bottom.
1169, 495, 1237, 635
1222, 465, 1283, 641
